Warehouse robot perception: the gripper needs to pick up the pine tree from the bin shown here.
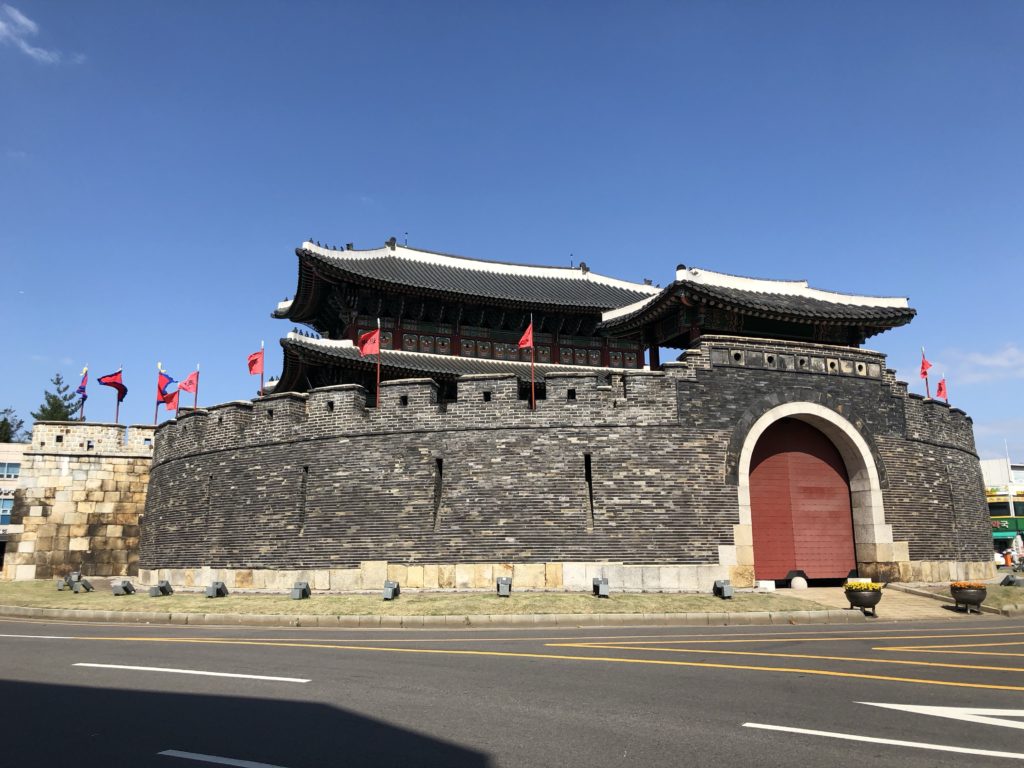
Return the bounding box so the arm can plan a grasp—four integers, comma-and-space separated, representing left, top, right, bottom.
30, 373, 81, 422
0, 407, 26, 442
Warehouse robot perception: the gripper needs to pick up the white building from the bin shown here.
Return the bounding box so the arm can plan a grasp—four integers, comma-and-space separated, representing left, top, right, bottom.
0, 442, 27, 569
981, 457, 1024, 550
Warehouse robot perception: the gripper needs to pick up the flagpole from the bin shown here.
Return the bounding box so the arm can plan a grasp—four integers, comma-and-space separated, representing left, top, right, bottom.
259, 340, 265, 396
922, 347, 931, 399
376, 318, 382, 409
80, 365, 87, 421
154, 362, 160, 425
530, 313, 535, 411
114, 365, 122, 424
195, 363, 200, 410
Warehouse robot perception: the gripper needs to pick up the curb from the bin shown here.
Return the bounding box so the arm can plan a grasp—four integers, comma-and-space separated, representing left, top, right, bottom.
886, 582, 1023, 617
0, 604, 870, 629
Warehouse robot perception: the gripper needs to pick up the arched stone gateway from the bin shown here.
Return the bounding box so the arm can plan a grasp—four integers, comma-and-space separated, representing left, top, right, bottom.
734, 402, 909, 582
749, 418, 856, 580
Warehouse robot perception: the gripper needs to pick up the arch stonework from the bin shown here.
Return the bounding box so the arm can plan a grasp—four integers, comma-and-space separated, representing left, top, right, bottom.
724, 401, 910, 582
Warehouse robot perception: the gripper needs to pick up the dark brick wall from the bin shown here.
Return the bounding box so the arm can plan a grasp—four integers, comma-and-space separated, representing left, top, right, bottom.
140, 336, 991, 570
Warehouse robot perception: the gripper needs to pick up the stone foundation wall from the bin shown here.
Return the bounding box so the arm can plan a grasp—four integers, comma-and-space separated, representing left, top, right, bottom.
138, 560, 733, 593
2, 422, 155, 580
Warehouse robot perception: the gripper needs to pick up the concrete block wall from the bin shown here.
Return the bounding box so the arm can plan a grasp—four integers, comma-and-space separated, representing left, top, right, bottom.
3, 422, 156, 580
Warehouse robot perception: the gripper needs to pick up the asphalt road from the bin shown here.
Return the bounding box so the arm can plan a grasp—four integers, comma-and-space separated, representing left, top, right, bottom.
1, 616, 1022, 767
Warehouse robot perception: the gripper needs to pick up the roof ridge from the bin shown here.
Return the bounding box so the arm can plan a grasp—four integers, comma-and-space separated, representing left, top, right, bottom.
679, 266, 910, 308
301, 240, 662, 296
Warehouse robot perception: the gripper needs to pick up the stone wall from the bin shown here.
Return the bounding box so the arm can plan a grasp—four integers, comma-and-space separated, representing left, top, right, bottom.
2, 422, 155, 581
140, 335, 994, 589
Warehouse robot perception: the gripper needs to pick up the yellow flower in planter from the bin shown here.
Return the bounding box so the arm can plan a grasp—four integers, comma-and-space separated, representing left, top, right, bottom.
950, 581, 986, 590
844, 582, 883, 591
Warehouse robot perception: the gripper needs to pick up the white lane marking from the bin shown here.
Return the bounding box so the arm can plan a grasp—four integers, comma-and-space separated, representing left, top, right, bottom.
743, 723, 1024, 760
859, 702, 1024, 731
0, 633, 77, 640
158, 750, 291, 768
73, 663, 309, 683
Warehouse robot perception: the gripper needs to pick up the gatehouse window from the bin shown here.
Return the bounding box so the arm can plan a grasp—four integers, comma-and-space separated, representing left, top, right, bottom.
0, 463, 19, 479
0, 498, 12, 525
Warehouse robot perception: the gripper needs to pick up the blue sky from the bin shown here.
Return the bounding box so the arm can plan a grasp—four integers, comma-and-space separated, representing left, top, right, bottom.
1, 2, 1021, 458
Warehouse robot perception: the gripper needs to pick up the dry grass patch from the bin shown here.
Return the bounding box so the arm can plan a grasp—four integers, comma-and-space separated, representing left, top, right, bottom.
0, 580, 830, 616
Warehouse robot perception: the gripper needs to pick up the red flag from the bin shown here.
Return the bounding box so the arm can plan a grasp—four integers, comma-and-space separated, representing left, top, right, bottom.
936, 377, 948, 402
919, 348, 932, 379
358, 328, 380, 357
247, 349, 264, 375
163, 389, 179, 411
157, 369, 176, 401
179, 370, 199, 394
98, 370, 128, 402
517, 322, 534, 350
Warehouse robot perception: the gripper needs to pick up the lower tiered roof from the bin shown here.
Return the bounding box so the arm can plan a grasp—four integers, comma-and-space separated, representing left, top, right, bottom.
276, 333, 635, 394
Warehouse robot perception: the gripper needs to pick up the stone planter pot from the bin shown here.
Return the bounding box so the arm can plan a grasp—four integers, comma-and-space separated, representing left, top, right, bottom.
950, 587, 987, 614
845, 588, 882, 617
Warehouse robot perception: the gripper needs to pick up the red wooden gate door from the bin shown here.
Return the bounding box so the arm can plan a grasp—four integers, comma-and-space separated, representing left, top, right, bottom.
749, 418, 856, 580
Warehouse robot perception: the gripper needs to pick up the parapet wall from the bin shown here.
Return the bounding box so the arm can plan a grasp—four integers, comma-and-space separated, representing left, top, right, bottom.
141, 336, 991, 586
152, 338, 979, 462
2, 422, 155, 580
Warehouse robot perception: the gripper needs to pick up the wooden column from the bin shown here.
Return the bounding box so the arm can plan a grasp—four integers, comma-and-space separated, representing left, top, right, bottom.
649, 343, 661, 371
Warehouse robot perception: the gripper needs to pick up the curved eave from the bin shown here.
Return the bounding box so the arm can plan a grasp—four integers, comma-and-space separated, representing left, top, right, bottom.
598, 282, 684, 335
272, 249, 324, 322
294, 248, 651, 314
681, 285, 918, 328
600, 282, 917, 337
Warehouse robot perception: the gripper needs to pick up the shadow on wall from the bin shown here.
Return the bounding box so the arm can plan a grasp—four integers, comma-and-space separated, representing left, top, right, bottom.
0, 679, 492, 768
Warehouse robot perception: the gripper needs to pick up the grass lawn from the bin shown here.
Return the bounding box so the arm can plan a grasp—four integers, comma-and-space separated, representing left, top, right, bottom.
924, 584, 1024, 612
0, 580, 829, 616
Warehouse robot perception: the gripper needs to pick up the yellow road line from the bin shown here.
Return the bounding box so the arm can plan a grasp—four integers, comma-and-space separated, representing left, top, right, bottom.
56, 634, 1024, 692
546, 642, 1024, 673
547, 630, 1024, 646
880, 649, 1024, 658
881, 641, 1024, 650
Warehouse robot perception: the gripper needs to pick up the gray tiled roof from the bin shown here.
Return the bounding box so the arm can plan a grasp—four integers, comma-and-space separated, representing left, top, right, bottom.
683, 282, 916, 323
600, 279, 916, 332
282, 334, 632, 382
298, 245, 657, 310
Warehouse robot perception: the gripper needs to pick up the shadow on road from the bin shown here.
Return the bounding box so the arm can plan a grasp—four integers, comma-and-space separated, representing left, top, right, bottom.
0, 678, 492, 768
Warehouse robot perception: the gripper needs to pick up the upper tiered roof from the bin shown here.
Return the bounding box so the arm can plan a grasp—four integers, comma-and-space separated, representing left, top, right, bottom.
275, 240, 662, 321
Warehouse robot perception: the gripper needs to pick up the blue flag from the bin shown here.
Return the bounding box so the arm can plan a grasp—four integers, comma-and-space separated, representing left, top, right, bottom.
75, 367, 88, 402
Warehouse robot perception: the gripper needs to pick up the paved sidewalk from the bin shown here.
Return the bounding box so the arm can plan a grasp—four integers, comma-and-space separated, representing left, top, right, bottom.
786, 585, 988, 620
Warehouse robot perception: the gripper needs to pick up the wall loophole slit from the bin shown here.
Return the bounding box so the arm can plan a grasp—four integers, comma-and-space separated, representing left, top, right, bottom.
432, 457, 443, 531
584, 453, 595, 530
